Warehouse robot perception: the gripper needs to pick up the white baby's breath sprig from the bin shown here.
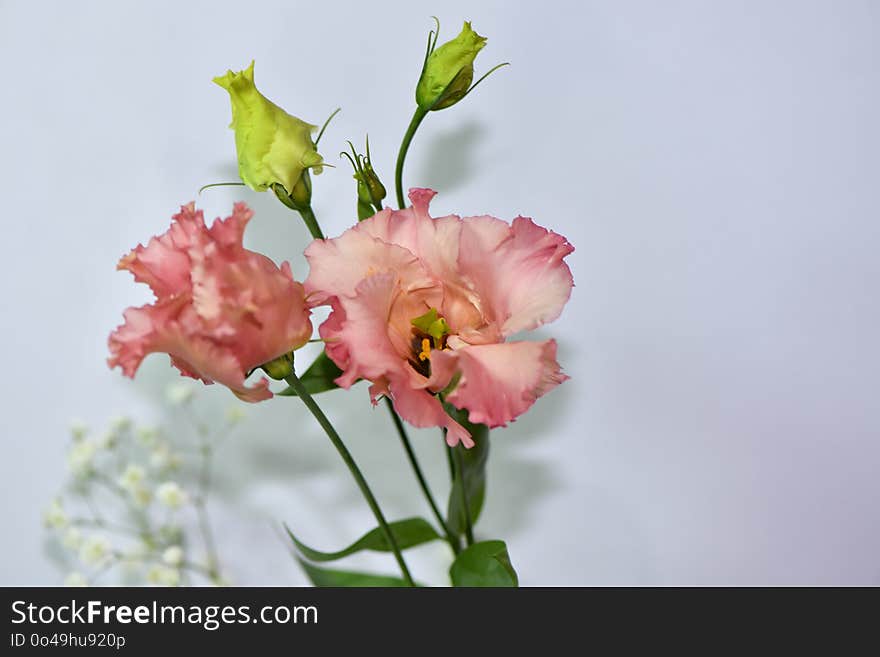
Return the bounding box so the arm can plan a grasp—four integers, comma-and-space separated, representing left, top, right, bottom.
78, 535, 111, 566
43, 498, 68, 529
64, 572, 88, 587
156, 482, 188, 510
165, 382, 195, 406
162, 546, 184, 567
67, 440, 97, 477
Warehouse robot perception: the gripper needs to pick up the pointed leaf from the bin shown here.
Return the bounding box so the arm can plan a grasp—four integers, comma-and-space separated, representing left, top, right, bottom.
297, 559, 412, 587
449, 540, 518, 587
444, 404, 490, 536
285, 518, 440, 562
277, 350, 344, 396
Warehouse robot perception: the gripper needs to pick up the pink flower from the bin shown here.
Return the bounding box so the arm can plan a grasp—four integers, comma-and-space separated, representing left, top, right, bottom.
108, 202, 312, 401
304, 189, 573, 446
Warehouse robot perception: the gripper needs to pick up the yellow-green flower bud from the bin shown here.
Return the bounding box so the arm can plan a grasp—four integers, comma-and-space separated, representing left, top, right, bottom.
213, 61, 324, 195
416, 22, 487, 111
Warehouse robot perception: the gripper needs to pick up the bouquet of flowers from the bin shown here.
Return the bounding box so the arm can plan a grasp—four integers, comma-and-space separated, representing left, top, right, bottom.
51, 18, 574, 588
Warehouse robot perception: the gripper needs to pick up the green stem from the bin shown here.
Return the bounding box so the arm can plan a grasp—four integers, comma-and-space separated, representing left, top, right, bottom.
297, 206, 324, 240
285, 372, 415, 587
384, 398, 460, 554
451, 444, 475, 546
394, 107, 429, 209
194, 442, 221, 580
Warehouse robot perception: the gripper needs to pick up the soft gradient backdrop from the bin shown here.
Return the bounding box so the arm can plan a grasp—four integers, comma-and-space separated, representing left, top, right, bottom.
1, 0, 878, 585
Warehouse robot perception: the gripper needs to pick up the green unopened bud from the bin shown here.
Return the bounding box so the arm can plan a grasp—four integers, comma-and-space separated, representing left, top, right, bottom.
361, 159, 386, 203
214, 61, 324, 195
261, 352, 294, 381
357, 199, 375, 221
343, 139, 387, 221
416, 22, 487, 111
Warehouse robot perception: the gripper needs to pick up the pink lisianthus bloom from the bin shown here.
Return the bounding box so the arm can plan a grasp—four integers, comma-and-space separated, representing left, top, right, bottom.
304, 188, 573, 447
108, 202, 312, 402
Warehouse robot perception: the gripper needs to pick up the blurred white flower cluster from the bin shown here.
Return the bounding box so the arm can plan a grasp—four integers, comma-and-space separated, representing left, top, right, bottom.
43, 382, 246, 587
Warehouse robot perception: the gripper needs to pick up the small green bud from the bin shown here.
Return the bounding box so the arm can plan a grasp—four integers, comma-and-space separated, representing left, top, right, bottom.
357, 199, 376, 221
361, 159, 387, 203
261, 351, 294, 381
343, 139, 387, 220
214, 61, 324, 195
416, 22, 487, 111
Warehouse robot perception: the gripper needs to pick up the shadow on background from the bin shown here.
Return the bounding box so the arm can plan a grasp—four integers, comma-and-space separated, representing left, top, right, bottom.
414, 121, 487, 194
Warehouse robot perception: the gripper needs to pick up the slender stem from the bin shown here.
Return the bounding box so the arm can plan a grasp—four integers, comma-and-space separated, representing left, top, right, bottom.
194, 442, 221, 581
452, 445, 475, 546
70, 517, 140, 536
394, 107, 429, 209
285, 372, 415, 587
297, 206, 324, 240
384, 398, 460, 554
444, 434, 455, 482
288, 197, 456, 555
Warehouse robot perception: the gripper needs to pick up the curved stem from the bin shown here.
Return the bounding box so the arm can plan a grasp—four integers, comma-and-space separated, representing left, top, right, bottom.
384, 398, 460, 554
394, 107, 429, 209
285, 372, 415, 587
297, 206, 324, 240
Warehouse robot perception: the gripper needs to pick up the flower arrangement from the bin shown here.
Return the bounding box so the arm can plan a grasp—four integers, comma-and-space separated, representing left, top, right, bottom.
91, 19, 573, 587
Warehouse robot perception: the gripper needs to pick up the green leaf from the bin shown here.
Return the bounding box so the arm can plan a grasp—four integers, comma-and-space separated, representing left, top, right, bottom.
277, 350, 343, 397
297, 559, 412, 587
285, 518, 440, 562
449, 540, 518, 587
444, 404, 490, 536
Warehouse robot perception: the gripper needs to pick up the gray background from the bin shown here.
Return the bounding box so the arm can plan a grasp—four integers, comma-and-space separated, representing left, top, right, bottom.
1, 0, 878, 585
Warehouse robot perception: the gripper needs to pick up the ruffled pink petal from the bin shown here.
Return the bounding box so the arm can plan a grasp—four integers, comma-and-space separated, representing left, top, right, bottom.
416, 348, 459, 394
107, 302, 179, 378
323, 272, 410, 388
110, 202, 311, 403
357, 189, 463, 288
444, 339, 569, 428
304, 226, 436, 304
108, 300, 274, 402
388, 376, 473, 448
206, 201, 253, 249
117, 203, 207, 297
318, 299, 351, 373
458, 215, 574, 336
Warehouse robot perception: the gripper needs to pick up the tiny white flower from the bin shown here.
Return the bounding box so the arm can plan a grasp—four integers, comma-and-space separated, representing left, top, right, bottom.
146, 565, 180, 587
67, 440, 97, 476
150, 444, 181, 471
135, 426, 160, 447
165, 382, 195, 406
79, 535, 111, 566
123, 541, 150, 566
225, 405, 246, 424
156, 482, 188, 509
95, 429, 118, 450
69, 419, 88, 441
131, 486, 153, 508
43, 498, 68, 529
109, 415, 132, 433
162, 546, 184, 567
62, 527, 83, 550
64, 572, 88, 587
117, 465, 146, 493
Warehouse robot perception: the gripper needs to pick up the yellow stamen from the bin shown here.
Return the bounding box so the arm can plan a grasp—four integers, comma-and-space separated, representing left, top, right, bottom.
418, 338, 432, 361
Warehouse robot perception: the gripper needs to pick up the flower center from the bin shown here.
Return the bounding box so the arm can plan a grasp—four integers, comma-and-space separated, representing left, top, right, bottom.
408, 308, 451, 377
